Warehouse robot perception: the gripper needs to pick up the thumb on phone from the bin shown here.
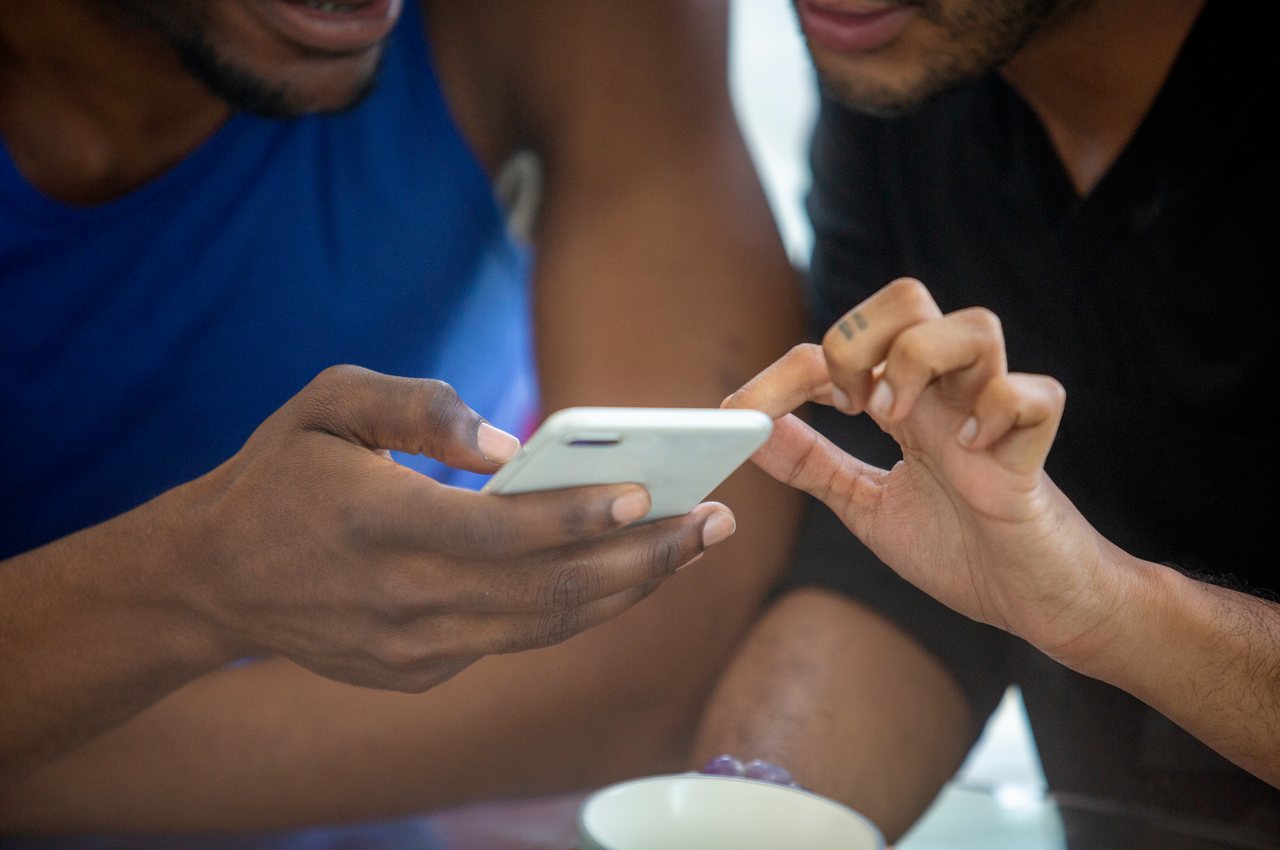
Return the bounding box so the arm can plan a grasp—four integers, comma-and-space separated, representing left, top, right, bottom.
298, 365, 520, 472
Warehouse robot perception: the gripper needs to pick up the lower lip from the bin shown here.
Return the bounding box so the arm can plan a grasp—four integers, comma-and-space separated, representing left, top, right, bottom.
797, 1, 917, 53
259, 0, 402, 54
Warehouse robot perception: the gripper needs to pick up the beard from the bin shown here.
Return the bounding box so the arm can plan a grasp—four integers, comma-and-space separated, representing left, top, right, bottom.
95, 0, 379, 118
800, 0, 1088, 117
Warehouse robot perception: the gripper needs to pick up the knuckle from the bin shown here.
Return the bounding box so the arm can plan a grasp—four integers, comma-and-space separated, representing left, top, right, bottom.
892, 326, 932, 368
789, 342, 822, 360
786, 341, 828, 374
545, 562, 597, 610
786, 428, 825, 490
376, 633, 430, 673
962, 307, 1004, 340
536, 607, 584, 648
558, 497, 605, 540
645, 531, 689, 577
310, 365, 369, 409
295, 364, 366, 432
973, 306, 1004, 334
988, 374, 1018, 406
414, 380, 473, 458
314, 363, 365, 388
418, 380, 464, 432
887, 277, 932, 313
420, 377, 459, 405
1041, 376, 1067, 408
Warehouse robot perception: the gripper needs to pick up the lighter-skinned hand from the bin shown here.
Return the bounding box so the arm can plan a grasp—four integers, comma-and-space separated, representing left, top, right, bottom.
724, 278, 1122, 665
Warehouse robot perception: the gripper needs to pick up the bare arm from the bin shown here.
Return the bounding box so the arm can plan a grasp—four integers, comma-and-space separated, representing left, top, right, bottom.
0, 501, 225, 778
692, 589, 976, 843
518, 0, 810, 799
2, 368, 725, 820
1075, 557, 1280, 786
1, 0, 805, 830
725, 277, 1280, 792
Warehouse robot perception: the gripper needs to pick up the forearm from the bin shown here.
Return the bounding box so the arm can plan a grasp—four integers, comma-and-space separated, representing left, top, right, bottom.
0, 487, 223, 784
1, 467, 799, 832
692, 589, 977, 843
0, 0, 818, 830
1065, 551, 1280, 786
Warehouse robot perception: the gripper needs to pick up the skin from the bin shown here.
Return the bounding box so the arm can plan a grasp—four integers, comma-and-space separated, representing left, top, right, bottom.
696, 0, 1277, 842
2, 368, 727, 775
718, 278, 1280, 819
0, 0, 805, 829
91, 0, 399, 116
694, 588, 975, 841
795, 0, 1076, 118
796, 0, 1204, 193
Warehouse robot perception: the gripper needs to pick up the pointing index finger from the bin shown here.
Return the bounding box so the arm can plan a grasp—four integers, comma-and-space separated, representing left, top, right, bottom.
722, 344, 834, 419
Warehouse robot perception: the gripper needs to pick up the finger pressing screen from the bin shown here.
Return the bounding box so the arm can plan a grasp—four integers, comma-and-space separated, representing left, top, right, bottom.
722, 343, 833, 418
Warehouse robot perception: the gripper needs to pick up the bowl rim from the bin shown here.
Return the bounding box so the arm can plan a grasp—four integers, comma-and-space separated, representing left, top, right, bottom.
577, 771, 886, 850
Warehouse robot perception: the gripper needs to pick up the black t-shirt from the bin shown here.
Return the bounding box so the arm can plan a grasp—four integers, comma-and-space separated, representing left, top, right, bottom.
788, 0, 1280, 832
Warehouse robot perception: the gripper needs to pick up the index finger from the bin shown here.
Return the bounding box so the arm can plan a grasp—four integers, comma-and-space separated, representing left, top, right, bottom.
463, 502, 731, 616
359, 468, 655, 559
721, 344, 833, 419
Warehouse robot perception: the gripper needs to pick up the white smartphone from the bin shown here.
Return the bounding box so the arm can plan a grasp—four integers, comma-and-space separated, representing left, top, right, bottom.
482, 407, 773, 520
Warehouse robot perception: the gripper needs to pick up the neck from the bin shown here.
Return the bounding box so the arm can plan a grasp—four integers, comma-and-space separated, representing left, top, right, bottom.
0, 1, 230, 204
1000, 0, 1206, 197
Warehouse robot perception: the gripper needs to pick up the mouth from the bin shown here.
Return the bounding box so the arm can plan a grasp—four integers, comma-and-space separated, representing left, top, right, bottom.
257, 0, 403, 55
796, 0, 918, 53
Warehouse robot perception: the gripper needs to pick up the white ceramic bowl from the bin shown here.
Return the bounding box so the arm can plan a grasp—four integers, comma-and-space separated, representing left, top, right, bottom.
578, 773, 885, 850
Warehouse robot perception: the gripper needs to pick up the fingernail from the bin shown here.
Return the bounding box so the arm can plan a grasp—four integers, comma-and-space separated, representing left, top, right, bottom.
831, 387, 853, 412
702, 511, 737, 547
868, 381, 894, 418
477, 422, 520, 463
611, 489, 650, 524
957, 416, 979, 447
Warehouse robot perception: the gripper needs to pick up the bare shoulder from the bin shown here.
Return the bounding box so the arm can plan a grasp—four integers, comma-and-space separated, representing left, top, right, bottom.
421, 0, 733, 171
419, 0, 522, 175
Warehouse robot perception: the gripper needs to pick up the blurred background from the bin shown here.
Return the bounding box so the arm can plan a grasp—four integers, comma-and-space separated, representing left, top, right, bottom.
727, 0, 1046, 796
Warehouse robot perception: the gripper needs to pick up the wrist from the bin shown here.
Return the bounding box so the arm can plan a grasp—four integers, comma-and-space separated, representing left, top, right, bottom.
1033, 540, 1164, 678
0, 485, 235, 777
100, 477, 243, 674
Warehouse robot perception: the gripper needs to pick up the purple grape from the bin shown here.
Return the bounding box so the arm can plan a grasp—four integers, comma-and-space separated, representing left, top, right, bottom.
701, 754, 745, 777
743, 759, 794, 786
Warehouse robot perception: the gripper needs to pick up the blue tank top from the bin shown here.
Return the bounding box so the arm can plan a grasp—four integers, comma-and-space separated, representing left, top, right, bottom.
0, 0, 537, 560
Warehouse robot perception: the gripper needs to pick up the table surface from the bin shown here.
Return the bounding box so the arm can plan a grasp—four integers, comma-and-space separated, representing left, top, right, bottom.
426, 781, 1280, 850
8, 781, 1275, 849
897, 784, 1280, 850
